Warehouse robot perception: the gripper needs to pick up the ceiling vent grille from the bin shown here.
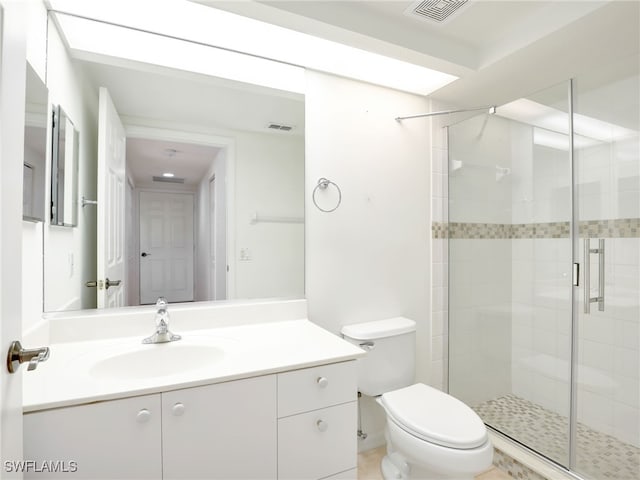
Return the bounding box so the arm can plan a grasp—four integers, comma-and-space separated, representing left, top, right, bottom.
406, 0, 469, 23
152, 176, 185, 184
267, 123, 294, 132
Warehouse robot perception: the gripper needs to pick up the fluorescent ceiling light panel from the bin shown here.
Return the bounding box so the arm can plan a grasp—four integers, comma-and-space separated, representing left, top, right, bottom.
55, 13, 305, 93
48, 0, 457, 95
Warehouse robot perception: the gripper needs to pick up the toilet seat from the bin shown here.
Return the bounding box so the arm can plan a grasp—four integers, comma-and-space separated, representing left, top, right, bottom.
380, 383, 487, 450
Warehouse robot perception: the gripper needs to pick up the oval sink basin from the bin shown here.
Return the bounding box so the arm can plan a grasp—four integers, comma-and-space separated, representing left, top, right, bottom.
89, 344, 224, 380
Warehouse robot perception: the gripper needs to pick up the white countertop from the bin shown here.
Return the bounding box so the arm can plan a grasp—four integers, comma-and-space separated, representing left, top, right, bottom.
23, 319, 365, 413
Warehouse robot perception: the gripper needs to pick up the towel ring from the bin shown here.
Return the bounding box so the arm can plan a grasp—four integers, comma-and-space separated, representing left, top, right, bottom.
312, 177, 341, 213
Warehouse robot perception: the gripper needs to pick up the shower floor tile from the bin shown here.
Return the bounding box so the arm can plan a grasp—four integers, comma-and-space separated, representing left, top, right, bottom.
474, 394, 640, 480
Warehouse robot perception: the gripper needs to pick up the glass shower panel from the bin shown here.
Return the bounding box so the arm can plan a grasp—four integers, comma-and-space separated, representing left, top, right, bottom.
448, 81, 574, 467
573, 54, 640, 480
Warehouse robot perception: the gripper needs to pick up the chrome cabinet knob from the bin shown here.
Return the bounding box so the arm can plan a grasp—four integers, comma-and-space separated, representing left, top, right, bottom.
172, 402, 185, 416
316, 419, 328, 432
137, 409, 151, 423
316, 376, 328, 388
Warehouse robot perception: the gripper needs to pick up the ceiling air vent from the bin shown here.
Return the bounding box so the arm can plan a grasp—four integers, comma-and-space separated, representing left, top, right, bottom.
267, 123, 294, 132
406, 0, 469, 24
152, 176, 185, 184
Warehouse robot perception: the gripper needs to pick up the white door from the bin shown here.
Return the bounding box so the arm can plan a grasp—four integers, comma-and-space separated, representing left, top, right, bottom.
97, 87, 126, 308
139, 192, 194, 304
0, 0, 27, 469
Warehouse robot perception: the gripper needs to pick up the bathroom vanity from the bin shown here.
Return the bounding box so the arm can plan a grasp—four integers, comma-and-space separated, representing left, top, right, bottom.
23, 314, 364, 480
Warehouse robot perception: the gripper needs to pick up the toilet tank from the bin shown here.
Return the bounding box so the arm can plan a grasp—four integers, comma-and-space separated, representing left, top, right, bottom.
341, 317, 416, 397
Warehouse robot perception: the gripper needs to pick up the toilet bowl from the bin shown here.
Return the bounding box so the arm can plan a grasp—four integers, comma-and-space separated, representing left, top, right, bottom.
378, 383, 493, 479
341, 318, 493, 480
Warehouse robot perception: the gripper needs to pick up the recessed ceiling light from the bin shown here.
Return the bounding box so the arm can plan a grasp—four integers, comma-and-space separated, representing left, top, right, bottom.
162, 172, 175, 178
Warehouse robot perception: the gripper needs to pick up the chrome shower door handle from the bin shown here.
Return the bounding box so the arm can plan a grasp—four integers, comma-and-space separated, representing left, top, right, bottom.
597, 238, 605, 312
583, 238, 605, 314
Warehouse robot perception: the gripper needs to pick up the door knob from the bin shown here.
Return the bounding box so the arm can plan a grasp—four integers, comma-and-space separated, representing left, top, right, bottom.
105, 278, 121, 289
7, 341, 50, 373
141, 252, 150, 257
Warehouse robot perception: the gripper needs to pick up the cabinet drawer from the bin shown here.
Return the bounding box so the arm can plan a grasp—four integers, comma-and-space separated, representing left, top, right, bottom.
277, 361, 356, 417
278, 402, 357, 480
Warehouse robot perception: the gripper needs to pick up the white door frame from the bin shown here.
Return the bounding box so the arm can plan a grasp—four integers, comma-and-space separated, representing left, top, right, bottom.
125, 124, 236, 299
0, 0, 27, 468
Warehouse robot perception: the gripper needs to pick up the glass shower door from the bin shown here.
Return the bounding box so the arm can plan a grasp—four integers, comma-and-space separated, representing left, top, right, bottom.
573, 54, 640, 480
448, 55, 640, 480
448, 80, 574, 467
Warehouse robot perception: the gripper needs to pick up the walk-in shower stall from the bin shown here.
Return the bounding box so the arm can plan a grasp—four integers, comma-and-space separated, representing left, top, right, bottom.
447, 55, 639, 480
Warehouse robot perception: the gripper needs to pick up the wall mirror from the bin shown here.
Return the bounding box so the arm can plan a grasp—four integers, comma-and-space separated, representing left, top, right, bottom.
23, 63, 48, 222
51, 105, 79, 226
42, 12, 305, 312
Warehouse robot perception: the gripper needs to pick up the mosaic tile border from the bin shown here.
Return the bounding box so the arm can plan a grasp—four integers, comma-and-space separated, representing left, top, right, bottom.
432, 218, 640, 239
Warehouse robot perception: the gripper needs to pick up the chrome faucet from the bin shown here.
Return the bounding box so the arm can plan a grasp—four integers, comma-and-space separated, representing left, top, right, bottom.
142, 297, 182, 344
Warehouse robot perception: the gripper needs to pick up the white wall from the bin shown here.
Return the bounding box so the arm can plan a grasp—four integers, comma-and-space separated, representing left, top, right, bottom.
304, 70, 431, 450
234, 131, 304, 299
23, 2, 98, 319
41, 13, 98, 313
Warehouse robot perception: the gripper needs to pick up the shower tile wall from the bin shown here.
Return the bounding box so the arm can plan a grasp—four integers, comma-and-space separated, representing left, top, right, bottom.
446, 114, 514, 407
430, 107, 449, 393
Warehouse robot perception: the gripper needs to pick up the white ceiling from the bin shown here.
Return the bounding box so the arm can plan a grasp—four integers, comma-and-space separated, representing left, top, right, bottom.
70, 0, 639, 135
126, 137, 220, 186
197, 0, 639, 108
81, 60, 305, 136
80, 60, 304, 186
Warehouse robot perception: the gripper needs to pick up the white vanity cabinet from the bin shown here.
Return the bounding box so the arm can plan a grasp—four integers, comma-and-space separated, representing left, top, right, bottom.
24, 394, 163, 479
277, 361, 358, 479
162, 375, 277, 479
24, 360, 358, 480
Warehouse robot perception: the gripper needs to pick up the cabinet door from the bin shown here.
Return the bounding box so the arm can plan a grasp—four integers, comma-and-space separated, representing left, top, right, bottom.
162, 375, 277, 479
278, 402, 357, 480
24, 394, 162, 479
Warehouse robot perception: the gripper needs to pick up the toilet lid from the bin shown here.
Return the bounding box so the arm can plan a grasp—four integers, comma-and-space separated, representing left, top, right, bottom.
380, 383, 487, 449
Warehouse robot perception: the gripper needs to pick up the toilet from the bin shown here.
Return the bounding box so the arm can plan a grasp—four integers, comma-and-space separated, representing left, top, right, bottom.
341, 317, 493, 480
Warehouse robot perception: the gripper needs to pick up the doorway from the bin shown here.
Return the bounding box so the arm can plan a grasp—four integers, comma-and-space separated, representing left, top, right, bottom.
139, 191, 194, 304
123, 133, 228, 306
